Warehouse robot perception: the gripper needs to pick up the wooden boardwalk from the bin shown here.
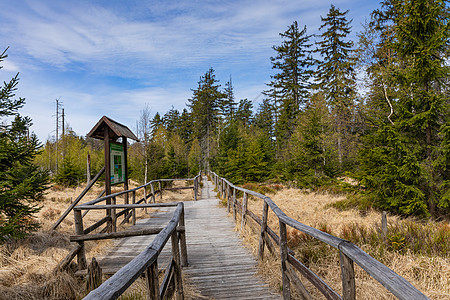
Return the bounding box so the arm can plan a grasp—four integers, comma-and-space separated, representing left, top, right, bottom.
98, 177, 281, 299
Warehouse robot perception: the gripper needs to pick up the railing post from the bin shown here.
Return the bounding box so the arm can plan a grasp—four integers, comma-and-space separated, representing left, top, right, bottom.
227, 184, 231, 212
194, 178, 198, 201
382, 211, 387, 240
179, 205, 188, 267
241, 192, 248, 231
150, 182, 155, 204
112, 196, 117, 232
159, 180, 162, 200
171, 230, 184, 300
279, 220, 291, 299
145, 260, 160, 300
233, 187, 237, 221
74, 209, 87, 270
258, 201, 269, 260
144, 185, 148, 214
132, 191, 136, 225
340, 250, 356, 300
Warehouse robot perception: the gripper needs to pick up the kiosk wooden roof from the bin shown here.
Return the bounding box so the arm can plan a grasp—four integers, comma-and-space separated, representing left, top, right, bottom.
87, 116, 139, 141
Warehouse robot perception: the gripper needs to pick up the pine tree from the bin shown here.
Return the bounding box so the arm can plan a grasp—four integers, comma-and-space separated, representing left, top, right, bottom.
254, 98, 276, 141
315, 5, 357, 169
357, 0, 450, 217
235, 99, 253, 128
266, 21, 314, 151
221, 77, 237, 123
289, 92, 337, 186
0, 48, 49, 241
188, 68, 226, 170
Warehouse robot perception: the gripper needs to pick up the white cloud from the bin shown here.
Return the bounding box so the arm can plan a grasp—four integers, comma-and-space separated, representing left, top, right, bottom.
1, 0, 381, 142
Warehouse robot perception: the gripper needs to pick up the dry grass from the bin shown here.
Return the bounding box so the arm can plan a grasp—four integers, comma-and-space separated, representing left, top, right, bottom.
233, 187, 450, 300
0, 179, 198, 300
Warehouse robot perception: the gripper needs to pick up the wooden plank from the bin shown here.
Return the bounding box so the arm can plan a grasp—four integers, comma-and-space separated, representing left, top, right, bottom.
76, 202, 179, 210
287, 254, 341, 300
71, 227, 163, 242
340, 250, 355, 300
54, 244, 82, 272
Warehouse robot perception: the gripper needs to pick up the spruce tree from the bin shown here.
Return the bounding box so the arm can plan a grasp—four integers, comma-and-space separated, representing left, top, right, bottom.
358, 0, 450, 217
315, 5, 357, 169
188, 68, 226, 170
289, 92, 337, 186
0, 48, 49, 241
266, 21, 314, 152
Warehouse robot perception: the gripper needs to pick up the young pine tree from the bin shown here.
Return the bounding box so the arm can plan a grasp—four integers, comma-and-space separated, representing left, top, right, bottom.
0, 49, 49, 241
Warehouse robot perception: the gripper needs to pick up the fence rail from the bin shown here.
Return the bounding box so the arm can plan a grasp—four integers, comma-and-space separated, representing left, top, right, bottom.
56, 173, 201, 299
209, 171, 429, 300
83, 202, 185, 300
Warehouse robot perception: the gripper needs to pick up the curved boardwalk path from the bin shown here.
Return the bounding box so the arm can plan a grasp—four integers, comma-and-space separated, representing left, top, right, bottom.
98, 177, 281, 299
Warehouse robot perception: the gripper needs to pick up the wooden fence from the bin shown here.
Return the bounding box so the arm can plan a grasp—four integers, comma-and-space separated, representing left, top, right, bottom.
83, 202, 186, 300
209, 171, 429, 300
56, 173, 201, 299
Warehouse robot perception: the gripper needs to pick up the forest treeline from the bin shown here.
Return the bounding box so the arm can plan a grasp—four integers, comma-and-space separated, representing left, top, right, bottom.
36, 0, 450, 219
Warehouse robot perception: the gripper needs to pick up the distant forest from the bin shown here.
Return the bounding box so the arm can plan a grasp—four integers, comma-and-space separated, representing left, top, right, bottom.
36, 1, 449, 218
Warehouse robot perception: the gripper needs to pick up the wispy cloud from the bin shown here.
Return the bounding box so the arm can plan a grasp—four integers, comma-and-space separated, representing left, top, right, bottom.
1, 0, 380, 141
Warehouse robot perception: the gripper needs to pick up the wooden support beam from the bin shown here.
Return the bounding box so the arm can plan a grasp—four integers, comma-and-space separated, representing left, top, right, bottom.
171, 230, 184, 300
51, 167, 105, 230
286, 264, 313, 300
280, 221, 291, 300
258, 201, 269, 260
160, 260, 175, 299
71, 227, 164, 242
83, 216, 111, 235
74, 209, 87, 270
54, 244, 82, 272
340, 251, 356, 300
146, 260, 160, 300
241, 192, 248, 231
179, 209, 188, 267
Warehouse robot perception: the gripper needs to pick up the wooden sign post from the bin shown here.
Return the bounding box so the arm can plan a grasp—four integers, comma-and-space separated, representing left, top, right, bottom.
87, 116, 139, 232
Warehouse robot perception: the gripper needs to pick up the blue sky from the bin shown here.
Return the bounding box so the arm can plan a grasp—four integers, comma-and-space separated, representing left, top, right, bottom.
1, 0, 380, 142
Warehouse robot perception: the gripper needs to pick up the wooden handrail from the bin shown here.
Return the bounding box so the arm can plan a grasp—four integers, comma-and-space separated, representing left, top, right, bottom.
82, 173, 202, 206
83, 203, 185, 300
68, 173, 200, 299
209, 171, 429, 300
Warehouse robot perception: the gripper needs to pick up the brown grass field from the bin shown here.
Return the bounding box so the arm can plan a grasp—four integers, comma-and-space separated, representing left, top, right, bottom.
1, 179, 448, 299
233, 187, 450, 300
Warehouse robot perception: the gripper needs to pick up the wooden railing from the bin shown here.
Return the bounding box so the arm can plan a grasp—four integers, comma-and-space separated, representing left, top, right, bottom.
209, 171, 429, 300
56, 173, 201, 299
83, 202, 186, 300
52, 171, 201, 231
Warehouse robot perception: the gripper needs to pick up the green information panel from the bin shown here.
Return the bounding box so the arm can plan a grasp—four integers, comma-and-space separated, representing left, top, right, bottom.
110, 143, 125, 185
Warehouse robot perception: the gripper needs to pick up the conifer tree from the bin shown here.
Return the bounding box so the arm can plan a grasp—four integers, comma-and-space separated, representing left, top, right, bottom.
266, 21, 314, 152
358, 0, 450, 217
235, 99, 253, 128
315, 5, 357, 169
0, 49, 49, 241
254, 98, 275, 140
289, 92, 337, 186
188, 68, 225, 170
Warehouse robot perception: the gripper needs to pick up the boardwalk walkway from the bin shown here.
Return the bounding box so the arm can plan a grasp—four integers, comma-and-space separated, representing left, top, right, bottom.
98, 176, 281, 299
